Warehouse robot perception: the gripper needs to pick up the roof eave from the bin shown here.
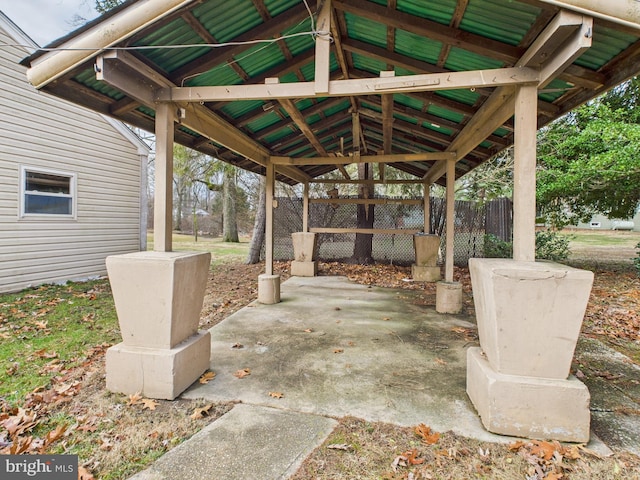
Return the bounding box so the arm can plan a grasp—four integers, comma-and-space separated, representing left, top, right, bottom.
537, 0, 640, 31
25, 0, 195, 90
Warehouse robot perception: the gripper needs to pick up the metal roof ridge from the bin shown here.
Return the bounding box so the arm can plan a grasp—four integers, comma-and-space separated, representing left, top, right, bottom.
25, 0, 195, 90
537, 0, 640, 31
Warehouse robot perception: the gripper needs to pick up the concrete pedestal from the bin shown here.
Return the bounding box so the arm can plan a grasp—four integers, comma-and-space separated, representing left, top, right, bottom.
411, 265, 441, 282
258, 274, 281, 304
435, 281, 462, 314
291, 232, 317, 262
412, 234, 441, 282
291, 260, 318, 277
106, 332, 211, 400
105, 251, 211, 399
467, 347, 590, 442
468, 258, 593, 379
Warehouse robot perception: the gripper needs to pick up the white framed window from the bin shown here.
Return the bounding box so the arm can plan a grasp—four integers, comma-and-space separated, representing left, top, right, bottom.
19, 166, 76, 219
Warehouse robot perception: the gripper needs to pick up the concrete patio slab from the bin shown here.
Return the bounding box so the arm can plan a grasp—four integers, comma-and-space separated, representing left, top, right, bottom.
185, 276, 514, 442
129, 274, 640, 480
128, 404, 337, 480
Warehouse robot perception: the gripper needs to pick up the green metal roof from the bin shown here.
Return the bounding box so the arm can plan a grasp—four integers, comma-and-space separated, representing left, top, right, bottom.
24, 0, 640, 185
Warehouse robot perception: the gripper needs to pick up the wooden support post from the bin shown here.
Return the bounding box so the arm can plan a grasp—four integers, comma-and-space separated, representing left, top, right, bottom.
265, 160, 275, 276
303, 181, 309, 233
423, 182, 431, 234
154, 102, 174, 252
314, 0, 331, 94
445, 158, 456, 282
513, 84, 538, 262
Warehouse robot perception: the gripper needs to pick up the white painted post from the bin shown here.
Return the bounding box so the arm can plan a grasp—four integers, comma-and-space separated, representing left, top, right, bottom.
423, 182, 430, 234
445, 158, 456, 282
154, 102, 174, 252
303, 181, 309, 233
513, 84, 538, 262
265, 160, 275, 276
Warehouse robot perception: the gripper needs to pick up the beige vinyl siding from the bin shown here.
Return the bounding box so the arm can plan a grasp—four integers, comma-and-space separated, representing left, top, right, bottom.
0, 21, 147, 293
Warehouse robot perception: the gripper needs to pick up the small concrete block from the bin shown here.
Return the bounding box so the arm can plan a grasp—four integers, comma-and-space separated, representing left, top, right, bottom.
436, 281, 462, 314
258, 274, 281, 304
291, 260, 318, 277
411, 265, 441, 282
106, 331, 211, 400
466, 347, 590, 442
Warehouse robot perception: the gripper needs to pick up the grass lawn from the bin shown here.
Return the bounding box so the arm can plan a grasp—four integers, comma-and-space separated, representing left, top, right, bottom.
146, 231, 250, 265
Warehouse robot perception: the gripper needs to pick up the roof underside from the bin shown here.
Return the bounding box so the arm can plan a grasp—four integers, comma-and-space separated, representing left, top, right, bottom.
24, 0, 640, 185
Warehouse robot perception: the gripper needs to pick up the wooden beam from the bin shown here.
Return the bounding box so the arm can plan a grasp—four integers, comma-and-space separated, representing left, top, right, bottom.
381, 72, 394, 155
303, 182, 309, 232
265, 161, 275, 276
272, 151, 456, 166
169, 3, 309, 82
333, 0, 522, 64
311, 178, 423, 184
310, 227, 422, 235
310, 198, 422, 205
315, 0, 332, 94
154, 102, 175, 252
513, 84, 538, 262
157, 67, 540, 102
444, 158, 455, 282
423, 182, 431, 234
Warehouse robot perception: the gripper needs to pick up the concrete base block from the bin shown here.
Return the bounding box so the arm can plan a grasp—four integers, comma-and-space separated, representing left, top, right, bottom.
291, 260, 318, 277
466, 347, 590, 442
436, 281, 462, 314
106, 331, 211, 400
411, 265, 441, 282
258, 274, 281, 304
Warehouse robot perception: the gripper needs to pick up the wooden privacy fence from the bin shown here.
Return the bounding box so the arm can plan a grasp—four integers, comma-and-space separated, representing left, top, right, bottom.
271, 197, 513, 266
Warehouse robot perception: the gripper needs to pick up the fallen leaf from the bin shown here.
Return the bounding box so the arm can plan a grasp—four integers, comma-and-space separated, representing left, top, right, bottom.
231, 343, 244, 349
127, 392, 143, 406
530, 440, 556, 461
383, 317, 391, 321
234, 368, 251, 378
435, 358, 447, 365
269, 391, 284, 399
141, 399, 158, 411
415, 423, 440, 445
327, 443, 350, 450
404, 448, 424, 465
190, 404, 213, 420
333, 348, 344, 354
304, 328, 314, 333
199, 371, 216, 384
347, 341, 355, 346
508, 441, 526, 451
5, 362, 19, 376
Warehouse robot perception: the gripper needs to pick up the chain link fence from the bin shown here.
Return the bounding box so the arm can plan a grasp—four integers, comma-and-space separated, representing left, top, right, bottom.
273, 196, 503, 266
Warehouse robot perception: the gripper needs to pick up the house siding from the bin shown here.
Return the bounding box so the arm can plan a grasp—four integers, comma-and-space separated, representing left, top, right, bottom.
0, 19, 148, 293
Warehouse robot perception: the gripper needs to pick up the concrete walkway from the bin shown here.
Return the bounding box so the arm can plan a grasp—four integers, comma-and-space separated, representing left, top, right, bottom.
130, 275, 638, 480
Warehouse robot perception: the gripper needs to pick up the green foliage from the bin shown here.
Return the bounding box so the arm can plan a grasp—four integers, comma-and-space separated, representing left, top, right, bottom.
534, 229, 571, 262
95, 0, 124, 14
483, 230, 571, 261
537, 100, 640, 228
482, 234, 513, 258
634, 242, 640, 277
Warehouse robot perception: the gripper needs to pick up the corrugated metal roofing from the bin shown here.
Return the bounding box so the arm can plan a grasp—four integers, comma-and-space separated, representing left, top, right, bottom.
22, 0, 640, 185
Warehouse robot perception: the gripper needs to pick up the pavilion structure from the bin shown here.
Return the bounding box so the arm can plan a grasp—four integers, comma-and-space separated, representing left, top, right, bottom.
22, 0, 640, 441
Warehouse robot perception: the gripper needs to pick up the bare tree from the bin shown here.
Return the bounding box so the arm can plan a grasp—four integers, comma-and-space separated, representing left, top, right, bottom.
246, 177, 266, 264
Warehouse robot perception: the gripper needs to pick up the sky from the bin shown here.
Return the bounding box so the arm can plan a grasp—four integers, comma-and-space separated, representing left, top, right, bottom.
0, 0, 98, 46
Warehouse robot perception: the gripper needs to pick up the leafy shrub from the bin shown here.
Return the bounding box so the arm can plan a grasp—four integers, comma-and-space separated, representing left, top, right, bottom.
634, 242, 640, 277
482, 230, 571, 261
535, 229, 571, 261
483, 234, 512, 258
